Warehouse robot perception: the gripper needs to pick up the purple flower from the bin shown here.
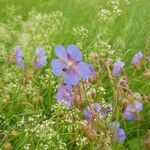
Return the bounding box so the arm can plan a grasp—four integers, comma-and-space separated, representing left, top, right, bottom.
56, 85, 74, 108
113, 60, 125, 75
14, 46, 25, 68
123, 99, 143, 121
116, 128, 126, 143
34, 47, 46, 68
148, 57, 150, 62
88, 64, 96, 77
51, 45, 91, 85
131, 51, 143, 65
83, 103, 112, 121
110, 121, 126, 143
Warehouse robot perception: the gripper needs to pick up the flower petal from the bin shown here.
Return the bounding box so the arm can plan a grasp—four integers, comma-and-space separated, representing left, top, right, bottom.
113, 67, 120, 75
77, 62, 91, 79
123, 110, 135, 121
116, 128, 126, 142
134, 100, 143, 112
83, 108, 92, 120
35, 57, 46, 68
15, 46, 25, 68
56, 85, 73, 108
35, 47, 45, 56
51, 59, 66, 76
64, 69, 80, 85
67, 45, 82, 62
55, 44, 68, 59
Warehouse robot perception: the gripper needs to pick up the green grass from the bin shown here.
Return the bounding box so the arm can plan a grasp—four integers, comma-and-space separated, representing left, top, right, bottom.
0, 0, 150, 149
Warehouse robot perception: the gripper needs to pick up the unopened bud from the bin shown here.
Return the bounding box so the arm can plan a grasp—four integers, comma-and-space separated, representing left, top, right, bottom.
3, 142, 12, 150
144, 71, 150, 78
11, 130, 18, 137
85, 128, 97, 141
121, 98, 129, 108
89, 52, 99, 62
144, 139, 150, 149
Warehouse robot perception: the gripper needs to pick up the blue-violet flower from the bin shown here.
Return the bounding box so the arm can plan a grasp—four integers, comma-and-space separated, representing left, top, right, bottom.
14, 46, 25, 68
110, 121, 126, 143
131, 51, 143, 65
34, 47, 46, 68
56, 85, 74, 108
113, 60, 125, 75
123, 99, 143, 121
51, 44, 91, 85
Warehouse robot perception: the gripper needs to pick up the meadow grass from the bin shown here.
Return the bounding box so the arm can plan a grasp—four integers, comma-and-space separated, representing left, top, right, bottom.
0, 0, 150, 149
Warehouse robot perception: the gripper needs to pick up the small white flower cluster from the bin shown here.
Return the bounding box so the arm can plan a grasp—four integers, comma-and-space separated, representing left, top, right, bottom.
16, 112, 45, 128
98, 9, 113, 22
0, 6, 23, 53
38, 69, 56, 88
0, 25, 11, 43
73, 25, 88, 40
23, 80, 40, 96
0, 45, 7, 60
93, 39, 114, 56
18, 10, 63, 62
110, 0, 122, 16
76, 134, 89, 147
72, 25, 88, 49
50, 104, 92, 147
2, 64, 21, 83
98, 86, 106, 95
25, 118, 67, 150
98, 0, 130, 23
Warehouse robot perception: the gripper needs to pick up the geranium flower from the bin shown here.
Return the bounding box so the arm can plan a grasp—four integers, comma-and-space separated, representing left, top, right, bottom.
56, 85, 74, 108
131, 51, 143, 65
123, 99, 143, 121
51, 44, 91, 85
83, 103, 112, 121
14, 46, 25, 68
113, 60, 125, 75
34, 47, 46, 68
110, 121, 126, 143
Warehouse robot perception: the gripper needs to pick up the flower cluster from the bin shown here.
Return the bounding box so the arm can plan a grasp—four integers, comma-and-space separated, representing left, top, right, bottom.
1, 2, 150, 149
14, 46, 46, 69
50, 44, 149, 145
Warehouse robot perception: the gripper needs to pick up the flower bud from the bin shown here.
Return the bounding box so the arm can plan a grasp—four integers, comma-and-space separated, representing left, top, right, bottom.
74, 95, 84, 108
144, 71, 150, 78
32, 95, 43, 105
85, 128, 97, 141
120, 98, 129, 109
11, 130, 18, 137
144, 139, 150, 149
82, 122, 97, 141
3, 142, 12, 150
127, 94, 134, 103
89, 52, 99, 62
